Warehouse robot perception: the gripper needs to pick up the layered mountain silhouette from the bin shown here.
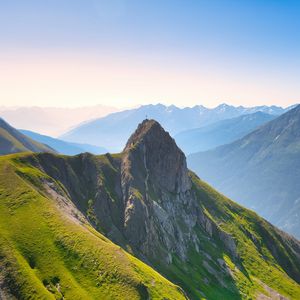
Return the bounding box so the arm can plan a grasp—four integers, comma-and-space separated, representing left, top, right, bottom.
60, 103, 293, 152
175, 112, 275, 154
188, 104, 300, 239
20, 129, 107, 155
0, 118, 55, 155
1, 119, 300, 299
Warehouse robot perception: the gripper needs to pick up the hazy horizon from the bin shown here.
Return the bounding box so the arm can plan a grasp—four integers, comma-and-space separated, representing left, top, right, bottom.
0, 101, 298, 110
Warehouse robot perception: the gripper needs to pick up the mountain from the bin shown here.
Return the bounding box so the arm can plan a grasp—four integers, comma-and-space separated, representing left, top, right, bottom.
1, 119, 300, 299
60, 103, 294, 152
0, 158, 184, 300
0, 105, 118, 136
0, 118, 55, 155
20, 129, 107, 155
188, 104, 300, 239
175, 112, 275, 154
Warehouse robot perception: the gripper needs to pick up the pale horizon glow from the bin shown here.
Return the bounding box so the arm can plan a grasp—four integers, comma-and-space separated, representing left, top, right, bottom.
0, 1, 299, 109
1, 50, 299, 109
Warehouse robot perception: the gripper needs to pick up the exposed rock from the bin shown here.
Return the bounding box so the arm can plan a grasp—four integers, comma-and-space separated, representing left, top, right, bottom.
257, 281, 289, 300
121, 120, 199, 261
27, 119, 241, 264
218, 230, 238, 258
118, 119, 241, 263
123, 119, 191, 193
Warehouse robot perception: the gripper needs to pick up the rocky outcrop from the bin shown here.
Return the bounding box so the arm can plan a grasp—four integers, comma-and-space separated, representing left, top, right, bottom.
23, 120, 239, 265
120, 119, 238, 262
24, 120, 239, 265
123, 119, 191, 193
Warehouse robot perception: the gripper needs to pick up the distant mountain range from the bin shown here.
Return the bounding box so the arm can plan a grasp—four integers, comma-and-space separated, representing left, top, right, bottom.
0, 105, 118, 136
188, 104, 300, 238
175, 112, 276, 154
20, 130, 107, 155
0, 118, 55, 155
1, 119, 300, 299
61, 103, 295, 152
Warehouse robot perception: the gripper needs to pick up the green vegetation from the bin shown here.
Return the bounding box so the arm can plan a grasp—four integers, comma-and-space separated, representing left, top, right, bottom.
0, 154, 185, 299
1, 149, 300, 299
188, 173, 300, 299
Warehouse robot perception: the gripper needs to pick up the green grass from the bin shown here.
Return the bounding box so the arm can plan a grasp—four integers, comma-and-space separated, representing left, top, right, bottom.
189, 172, 300, 299
1, 152, 300, 300
0, 128, 28, 153
0, 155, 185, 299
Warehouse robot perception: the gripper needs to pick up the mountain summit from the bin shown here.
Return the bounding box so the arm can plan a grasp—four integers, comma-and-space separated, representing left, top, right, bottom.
1, 119, 300, 299
121, 119, 195, 261
123, 119, 190, 193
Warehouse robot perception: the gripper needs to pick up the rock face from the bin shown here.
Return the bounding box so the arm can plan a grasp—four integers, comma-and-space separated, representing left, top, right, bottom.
119, 119, 240, 262
14, 119, 300, 300
123, 119, 191, 193
121, 119, 196, 261
30, 120, 237, 263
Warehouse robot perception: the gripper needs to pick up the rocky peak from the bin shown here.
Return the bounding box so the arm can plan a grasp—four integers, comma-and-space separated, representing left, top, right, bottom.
123, 119, 191, 193
120, 120, 196, 261
118, 120, 238, 264
124, 119, 162, 149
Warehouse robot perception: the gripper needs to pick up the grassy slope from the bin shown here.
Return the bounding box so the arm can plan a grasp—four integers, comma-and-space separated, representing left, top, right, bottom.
149, 181, 300, 299
0, 127, 28, 153
63, 152, 300, 300
1, 152, 300, 300
187, 173, 300, 299
0, 154, 184, 300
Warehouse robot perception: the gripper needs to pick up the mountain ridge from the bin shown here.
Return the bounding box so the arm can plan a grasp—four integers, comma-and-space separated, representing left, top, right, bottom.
60, 103, 296, 152
175, 112, 275, 154
1, 119, 299, 299
0, 118, 55, 155
188, 104, 300, 238
20, 129, 107, 155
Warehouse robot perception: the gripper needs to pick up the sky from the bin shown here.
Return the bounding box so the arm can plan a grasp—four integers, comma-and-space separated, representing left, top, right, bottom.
0, 0, 300, 108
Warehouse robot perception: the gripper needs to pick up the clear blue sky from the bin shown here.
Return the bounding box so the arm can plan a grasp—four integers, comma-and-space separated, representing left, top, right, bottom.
0, 0, 299, 108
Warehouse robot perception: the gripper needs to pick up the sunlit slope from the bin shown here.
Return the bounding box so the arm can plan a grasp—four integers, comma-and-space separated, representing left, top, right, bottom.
187, 173, 300, 299
0, 154, 185, 300
5, 150, 300, 300
1, 118, 300, 300
0, 118, 54, 155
